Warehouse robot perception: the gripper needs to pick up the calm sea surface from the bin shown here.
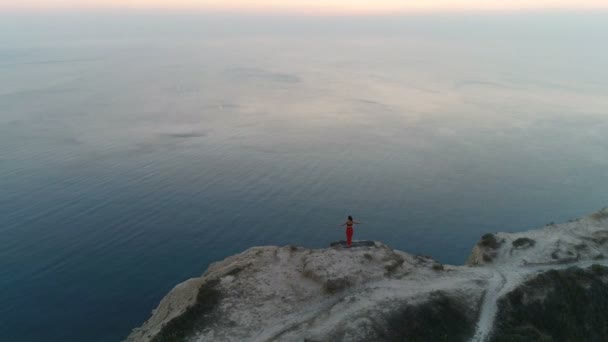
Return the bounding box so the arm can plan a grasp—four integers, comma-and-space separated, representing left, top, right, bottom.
1, 13, 607, 341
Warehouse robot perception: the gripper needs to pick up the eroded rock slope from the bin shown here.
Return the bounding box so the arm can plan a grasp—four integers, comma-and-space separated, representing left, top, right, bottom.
127, 208, 608, 342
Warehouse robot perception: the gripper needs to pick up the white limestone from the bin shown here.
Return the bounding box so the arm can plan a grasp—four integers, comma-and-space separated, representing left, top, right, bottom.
127, 208, 608, 342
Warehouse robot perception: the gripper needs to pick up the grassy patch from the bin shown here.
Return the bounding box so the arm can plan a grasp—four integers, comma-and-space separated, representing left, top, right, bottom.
152, 279, 222, 342
512, 238, 536, 249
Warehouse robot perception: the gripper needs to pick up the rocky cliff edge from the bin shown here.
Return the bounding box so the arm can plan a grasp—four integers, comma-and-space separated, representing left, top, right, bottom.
126, 208, 608, 342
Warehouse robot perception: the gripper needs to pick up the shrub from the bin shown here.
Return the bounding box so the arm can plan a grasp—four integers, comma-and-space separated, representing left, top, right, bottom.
512, 237, 536, 249
324, 277, 352, 294
432, 263, 444, 271
384, 291, 477, 341
492, 266, 608, 341
480, 234, 500, 249
591, 264, 608, 275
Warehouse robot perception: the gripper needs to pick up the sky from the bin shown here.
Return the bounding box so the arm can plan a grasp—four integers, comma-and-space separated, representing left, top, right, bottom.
1, 0, 607, 14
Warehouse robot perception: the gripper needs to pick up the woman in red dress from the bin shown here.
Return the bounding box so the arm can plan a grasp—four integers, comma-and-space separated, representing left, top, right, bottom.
339, 215, 361, 247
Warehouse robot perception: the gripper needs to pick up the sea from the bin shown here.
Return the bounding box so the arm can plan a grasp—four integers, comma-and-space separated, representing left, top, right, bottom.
1, 11, 607, 341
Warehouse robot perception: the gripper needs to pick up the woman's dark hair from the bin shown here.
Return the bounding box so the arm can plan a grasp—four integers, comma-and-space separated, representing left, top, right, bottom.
348, 215, 353, 221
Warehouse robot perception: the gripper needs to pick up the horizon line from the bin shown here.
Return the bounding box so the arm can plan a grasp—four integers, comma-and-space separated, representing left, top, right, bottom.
2, 7, 608, 17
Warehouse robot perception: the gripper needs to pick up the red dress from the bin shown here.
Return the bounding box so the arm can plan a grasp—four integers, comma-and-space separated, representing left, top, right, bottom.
346, 225, 353, 247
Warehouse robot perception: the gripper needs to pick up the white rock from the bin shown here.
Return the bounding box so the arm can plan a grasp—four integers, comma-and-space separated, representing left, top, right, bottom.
126, 210, 608, 342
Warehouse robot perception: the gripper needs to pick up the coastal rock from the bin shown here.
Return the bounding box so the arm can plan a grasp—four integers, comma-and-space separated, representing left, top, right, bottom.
126, 209, 608, 342
467, 233, 503, 266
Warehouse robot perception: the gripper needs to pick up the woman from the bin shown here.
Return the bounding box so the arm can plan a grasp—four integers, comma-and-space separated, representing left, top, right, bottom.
339, 215, 361, 247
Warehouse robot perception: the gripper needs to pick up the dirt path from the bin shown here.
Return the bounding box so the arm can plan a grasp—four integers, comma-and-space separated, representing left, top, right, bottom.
469, 268, 507, 342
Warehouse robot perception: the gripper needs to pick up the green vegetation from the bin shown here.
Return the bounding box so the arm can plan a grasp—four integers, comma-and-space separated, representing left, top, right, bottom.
432, 263, 444, 271
480, 234, 501, 249
323, 277, 352, 294
512, 237, 536, 249
383, 291, 477, 341
492, 265, 608, 342
152, 279, 222, 342
591, 264, 608, 275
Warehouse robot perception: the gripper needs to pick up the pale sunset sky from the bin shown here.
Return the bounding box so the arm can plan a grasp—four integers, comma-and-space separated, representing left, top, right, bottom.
2, 0, 607, 14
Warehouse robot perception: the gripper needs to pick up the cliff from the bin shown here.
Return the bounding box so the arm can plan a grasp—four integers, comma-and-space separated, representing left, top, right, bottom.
126, 208, 608, 342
